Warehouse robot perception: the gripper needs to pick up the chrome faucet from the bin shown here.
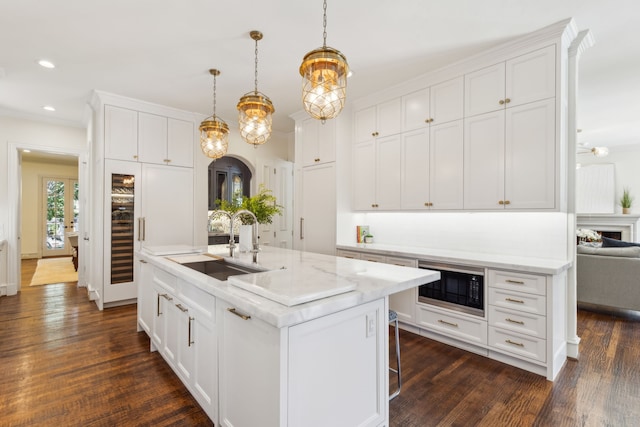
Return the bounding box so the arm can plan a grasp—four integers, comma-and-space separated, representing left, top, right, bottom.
210, 210, 234, 256
230, 209, 260, 263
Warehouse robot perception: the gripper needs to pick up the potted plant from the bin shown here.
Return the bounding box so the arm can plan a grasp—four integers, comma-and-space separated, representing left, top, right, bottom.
216, 185, 283, 250
620, 187, 633, 214
364, 234, 374, 243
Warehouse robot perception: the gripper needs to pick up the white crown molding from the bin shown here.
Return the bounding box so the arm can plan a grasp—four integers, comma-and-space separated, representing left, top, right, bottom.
0, 107, 84, 129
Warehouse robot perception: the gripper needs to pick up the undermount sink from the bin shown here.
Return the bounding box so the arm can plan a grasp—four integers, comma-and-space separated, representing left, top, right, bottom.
181, 258, 263, 281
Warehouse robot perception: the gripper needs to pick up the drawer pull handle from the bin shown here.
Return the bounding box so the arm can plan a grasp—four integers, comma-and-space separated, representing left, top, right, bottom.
506, 318, 525, 325
438, 319, 459, 328
505, 339, 524, 347
505, 297, 524, 304
227, 307, 251, 320
176, 303, 188, 313
506, 279, 525, 285
160, 293, 173, 302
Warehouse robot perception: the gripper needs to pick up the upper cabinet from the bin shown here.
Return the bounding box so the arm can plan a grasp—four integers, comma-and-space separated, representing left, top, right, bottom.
350, 39, 561, 213
354, 98, 402, 144
105, 106, 194, 168
465, 45, 556, 117
299, 117, 336, 167
402, 77, 464, 132
105, 105, 138, 161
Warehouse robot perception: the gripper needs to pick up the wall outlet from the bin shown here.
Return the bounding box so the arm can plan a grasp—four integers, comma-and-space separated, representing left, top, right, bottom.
366, 313, 376, 338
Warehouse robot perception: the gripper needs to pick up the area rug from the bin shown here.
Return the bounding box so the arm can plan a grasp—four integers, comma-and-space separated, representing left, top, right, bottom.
30, 257, 78, 286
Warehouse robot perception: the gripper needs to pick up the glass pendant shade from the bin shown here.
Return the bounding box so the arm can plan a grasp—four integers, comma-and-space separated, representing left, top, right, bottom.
237, 92, 275, 147
238, 30, 274, 147
200, 68, 229, 160
200, 118, 229, 160
300, 46, 348, 121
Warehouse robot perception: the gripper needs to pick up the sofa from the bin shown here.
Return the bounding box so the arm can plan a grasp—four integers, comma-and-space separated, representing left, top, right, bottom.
577, 244, 640, 313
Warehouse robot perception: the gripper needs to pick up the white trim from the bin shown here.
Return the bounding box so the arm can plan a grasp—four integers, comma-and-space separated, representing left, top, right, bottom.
7, 142, 86, 294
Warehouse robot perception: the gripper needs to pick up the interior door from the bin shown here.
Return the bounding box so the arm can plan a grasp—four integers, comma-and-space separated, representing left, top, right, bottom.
257, 159, 293, 248
42, 177, 78, 257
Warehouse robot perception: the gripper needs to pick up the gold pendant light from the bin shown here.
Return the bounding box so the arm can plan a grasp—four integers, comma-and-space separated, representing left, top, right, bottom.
200, 69, 229, 160
300, 0, 349, 122
237, 30, 275, 147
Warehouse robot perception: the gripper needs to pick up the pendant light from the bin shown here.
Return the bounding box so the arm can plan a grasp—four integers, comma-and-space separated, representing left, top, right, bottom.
199, 69, 229, 160
237, 30, 275, 147
299, 0, 349, 122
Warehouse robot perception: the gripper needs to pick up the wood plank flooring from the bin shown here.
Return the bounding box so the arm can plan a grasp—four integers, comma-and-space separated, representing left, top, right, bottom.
2, 261, 639, 426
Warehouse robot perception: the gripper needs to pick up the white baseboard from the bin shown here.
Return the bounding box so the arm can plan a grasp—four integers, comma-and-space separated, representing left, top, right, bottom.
21, 253, 39, 259
0, 282, 18, 296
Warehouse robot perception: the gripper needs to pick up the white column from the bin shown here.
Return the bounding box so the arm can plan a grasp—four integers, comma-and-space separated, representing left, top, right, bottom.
566, 29, 595, 359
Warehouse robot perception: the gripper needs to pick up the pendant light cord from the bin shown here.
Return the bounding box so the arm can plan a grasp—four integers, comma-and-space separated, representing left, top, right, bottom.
212, 73, 217, 118
322, 0, 328, 48
254, 37, 259, 94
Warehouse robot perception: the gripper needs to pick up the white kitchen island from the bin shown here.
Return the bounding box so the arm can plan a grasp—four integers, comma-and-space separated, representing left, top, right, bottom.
135, 245, 439, 427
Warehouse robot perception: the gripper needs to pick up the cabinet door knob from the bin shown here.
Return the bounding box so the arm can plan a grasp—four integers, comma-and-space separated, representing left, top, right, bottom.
505, 98, 511, 104
429, 118, 434, 123
499, 99, 505, 105
133, 155, 138, 159
504, 200, 511, 205
498, 200, 504, 205
315, 158, 320, 162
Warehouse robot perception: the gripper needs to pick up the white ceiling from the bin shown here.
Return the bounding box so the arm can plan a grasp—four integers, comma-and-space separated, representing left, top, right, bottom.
1, 0, 639, 150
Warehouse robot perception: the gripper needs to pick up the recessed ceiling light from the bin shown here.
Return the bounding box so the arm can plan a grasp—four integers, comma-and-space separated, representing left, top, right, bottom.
43, 105, 56, 112
23, 149, 31, 153
37, 59, 55, 69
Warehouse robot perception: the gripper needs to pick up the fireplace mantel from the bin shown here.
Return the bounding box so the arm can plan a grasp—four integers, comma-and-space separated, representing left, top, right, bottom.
577, 214, 640, 242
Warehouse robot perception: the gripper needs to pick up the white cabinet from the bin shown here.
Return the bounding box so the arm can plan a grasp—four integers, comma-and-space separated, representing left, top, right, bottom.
107, 109, 194, 167
218, 302, 282, 427
138, 112, 168, 165
136, 258, 152, 335
464, 98, 556, 210
104, 105, 138, 161
138, 113, 194, 167
465, 45, 556, 117
401, 120, 464, 210
354, 98, 402, 143
146, 267, 217, 422
402, 77, 464, 132
140, 164, 194, 248
299, 117, 336, 166
487, 269, 548, 364
353, 134, 402, 210
298, 163, 336, 255
218, 297, 386, 427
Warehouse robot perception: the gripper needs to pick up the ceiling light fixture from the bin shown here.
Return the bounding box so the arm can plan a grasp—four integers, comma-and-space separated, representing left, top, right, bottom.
299, 0, 349, 122
38, 59, 55, 69
200, 69, 229, 161
578, 146, 609, 157
43, 105, 56, 111
237, 30, 274, 148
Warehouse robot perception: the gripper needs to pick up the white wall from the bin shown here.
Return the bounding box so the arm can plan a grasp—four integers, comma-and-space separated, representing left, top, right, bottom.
577, 145, 640, 214
21, 158, 78, 258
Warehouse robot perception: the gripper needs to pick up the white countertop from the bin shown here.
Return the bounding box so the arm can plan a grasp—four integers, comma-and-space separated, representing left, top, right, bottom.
336, 243, 572, 275
138, 245, 439, 328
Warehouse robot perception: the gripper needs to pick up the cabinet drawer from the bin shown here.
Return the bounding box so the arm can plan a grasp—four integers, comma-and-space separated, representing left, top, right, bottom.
488, 288, 546, 315
178, 278, 216, 321
488, 326, 546, 363
336, 250, 361, 260
489, 270, 546, 295
361, 253, 386, 263
416, 305, 487, 345
153, 267, 178, 293
384, 256, 417, 268
488, 305, 546, 338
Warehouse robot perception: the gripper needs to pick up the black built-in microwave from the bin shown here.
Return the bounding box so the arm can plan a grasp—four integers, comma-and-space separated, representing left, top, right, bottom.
418, 262, 484, 317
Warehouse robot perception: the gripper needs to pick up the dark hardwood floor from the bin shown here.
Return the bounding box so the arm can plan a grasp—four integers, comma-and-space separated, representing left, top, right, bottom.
2, 260, 639, 426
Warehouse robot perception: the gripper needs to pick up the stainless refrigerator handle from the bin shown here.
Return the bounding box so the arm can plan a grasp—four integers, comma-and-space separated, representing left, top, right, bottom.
141, 217, 146, 241
300, 217, 304, 240
138, 217, 146, 241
